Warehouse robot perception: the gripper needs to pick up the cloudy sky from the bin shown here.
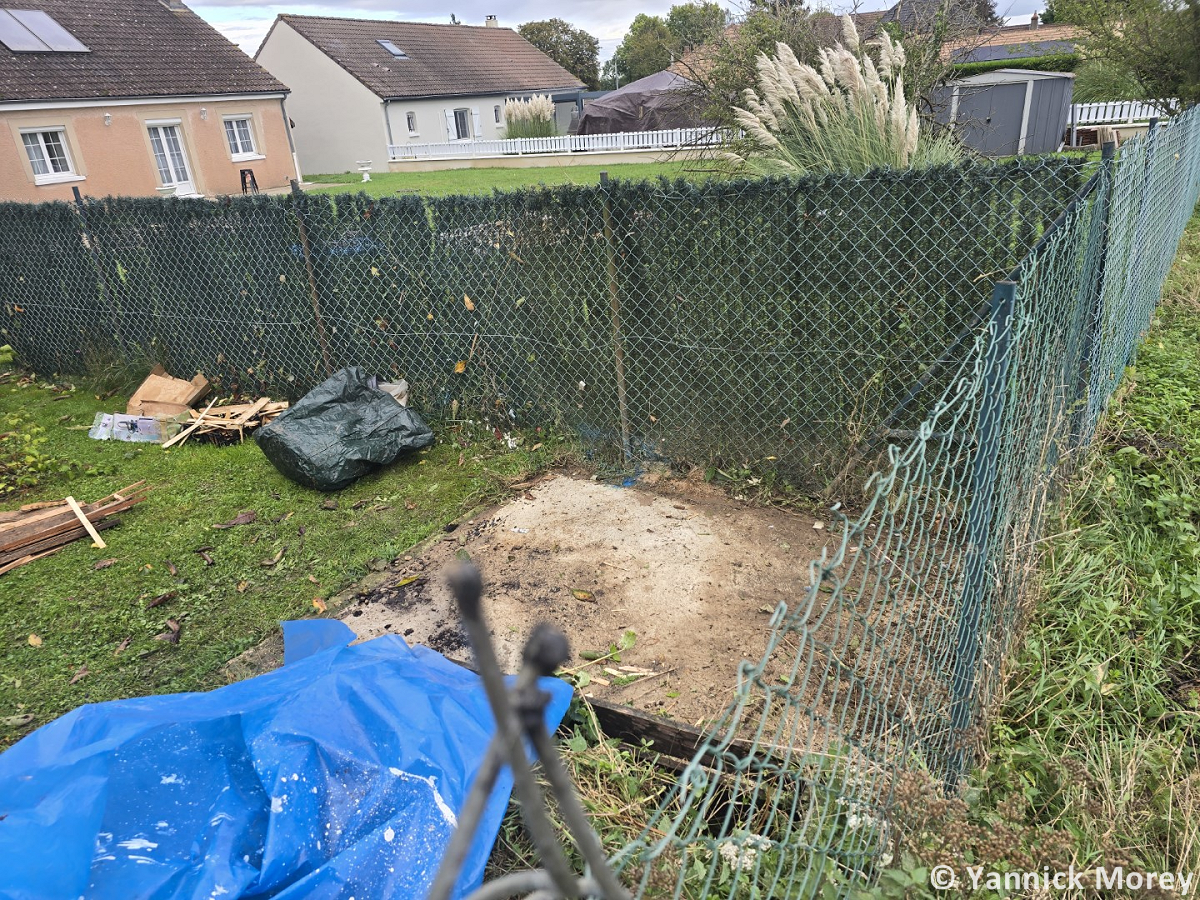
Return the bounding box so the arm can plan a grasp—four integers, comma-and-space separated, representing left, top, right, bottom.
192, 0, 1039, 62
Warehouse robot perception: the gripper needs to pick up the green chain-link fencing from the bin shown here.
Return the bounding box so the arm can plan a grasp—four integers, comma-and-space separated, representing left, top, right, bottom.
1, 156, 1089, 493
0, 107, 1197, 898
610, 107, 1200, 898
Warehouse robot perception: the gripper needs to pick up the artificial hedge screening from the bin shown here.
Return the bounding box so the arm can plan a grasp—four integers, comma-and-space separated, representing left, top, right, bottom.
0, 157, 1088, 488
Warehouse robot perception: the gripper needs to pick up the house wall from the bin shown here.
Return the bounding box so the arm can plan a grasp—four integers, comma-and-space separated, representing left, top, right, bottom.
385, 97, 579, 151
0, 96, 295, 203
256, 20, 389, 175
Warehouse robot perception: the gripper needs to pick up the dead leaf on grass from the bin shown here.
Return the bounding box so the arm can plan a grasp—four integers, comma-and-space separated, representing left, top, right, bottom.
166, 560, 178, 576
307, 575, 319, 584
114, 637, 131, 655
237, 580, 249, 593
312, 597, 327, 613
146, 591, 178, 609
260, 547, 287, 568
27, 634, 42, 648
198, 551, 214, 566
213, 510, 257, 529
404, 501, 417, 511
320, 500, 338, 510
69, 665, 89, 685
273, 511, 294, 523
93, 558, 117, 570
154, 620, 181, 644
2, 714, 34, 729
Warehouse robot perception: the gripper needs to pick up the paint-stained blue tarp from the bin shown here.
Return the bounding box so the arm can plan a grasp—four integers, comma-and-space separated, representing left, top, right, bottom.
0, 620, 572, 899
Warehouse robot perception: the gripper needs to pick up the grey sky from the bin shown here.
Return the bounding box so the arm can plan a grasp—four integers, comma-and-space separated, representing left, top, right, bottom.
190, 0, 1041, 61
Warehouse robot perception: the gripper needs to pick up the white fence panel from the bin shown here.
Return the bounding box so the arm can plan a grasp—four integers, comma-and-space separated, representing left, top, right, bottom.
389, 127, 725, 162
1070, 100, 1179, 126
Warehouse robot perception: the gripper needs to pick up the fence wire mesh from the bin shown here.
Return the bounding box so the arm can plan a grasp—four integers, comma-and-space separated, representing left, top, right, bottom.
1, 106, 1198, 900
2, 156, 1089, 492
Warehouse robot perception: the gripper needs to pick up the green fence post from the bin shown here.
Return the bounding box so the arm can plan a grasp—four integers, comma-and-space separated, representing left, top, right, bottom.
1072, 140, 1117, 446
599, 171, 633, 464
947, 279, 1016, 788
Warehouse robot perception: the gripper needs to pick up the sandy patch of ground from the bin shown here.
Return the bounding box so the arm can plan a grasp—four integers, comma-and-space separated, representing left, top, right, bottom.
338, 471, 833, 729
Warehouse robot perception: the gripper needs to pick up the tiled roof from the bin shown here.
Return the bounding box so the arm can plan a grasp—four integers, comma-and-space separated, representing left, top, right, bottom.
272, 15, 585, 100
943, 22, 1082, 61
0, 0, 286, 103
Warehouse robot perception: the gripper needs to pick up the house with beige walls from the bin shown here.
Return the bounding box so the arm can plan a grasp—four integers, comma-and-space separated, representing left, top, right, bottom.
255, 15, 584, 176
0, 0, 298, 203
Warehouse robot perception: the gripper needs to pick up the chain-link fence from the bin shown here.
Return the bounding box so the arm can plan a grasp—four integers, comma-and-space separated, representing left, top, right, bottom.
608, 108, 1200, 898
2, 107, 1198, 899
1, 156, 1089, 492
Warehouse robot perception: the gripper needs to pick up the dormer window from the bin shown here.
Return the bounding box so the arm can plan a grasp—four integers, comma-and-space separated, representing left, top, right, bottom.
0, 8, 89, 52
376, 39, 407, 58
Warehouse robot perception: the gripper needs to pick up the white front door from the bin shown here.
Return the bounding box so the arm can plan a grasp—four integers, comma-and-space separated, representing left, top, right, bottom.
147, 123, 196, 196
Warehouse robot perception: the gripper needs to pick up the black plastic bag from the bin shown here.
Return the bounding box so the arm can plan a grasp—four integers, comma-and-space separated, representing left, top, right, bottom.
256, 367, 433, 491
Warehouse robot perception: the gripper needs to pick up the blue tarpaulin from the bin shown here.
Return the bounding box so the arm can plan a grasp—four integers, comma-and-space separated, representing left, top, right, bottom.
0, 620, 572, 899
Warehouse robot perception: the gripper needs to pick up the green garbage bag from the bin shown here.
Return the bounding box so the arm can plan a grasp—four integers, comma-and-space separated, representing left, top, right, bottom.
256, 367, 434, 491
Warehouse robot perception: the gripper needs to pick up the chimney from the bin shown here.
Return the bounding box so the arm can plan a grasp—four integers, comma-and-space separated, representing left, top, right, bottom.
1030, 11, 1040, 28
485, 15, 498, 27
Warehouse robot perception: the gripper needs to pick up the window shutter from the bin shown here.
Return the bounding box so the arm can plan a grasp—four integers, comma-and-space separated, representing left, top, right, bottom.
444, 109, 455, 140
471, 107, 482, 138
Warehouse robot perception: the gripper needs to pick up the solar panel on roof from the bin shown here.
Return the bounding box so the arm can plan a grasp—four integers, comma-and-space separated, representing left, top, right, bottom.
0, 9, 47, 50
10, 9, 88, 51
0, 8, 89, 52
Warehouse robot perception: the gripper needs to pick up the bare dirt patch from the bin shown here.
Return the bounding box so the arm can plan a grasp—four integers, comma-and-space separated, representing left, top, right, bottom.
339, 471, 833, 729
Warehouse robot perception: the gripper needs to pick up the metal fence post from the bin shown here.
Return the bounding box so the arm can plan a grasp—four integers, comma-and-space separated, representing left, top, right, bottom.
599, 171, 634, 464
1072, 140, 1117, 446
289, 180, 334, 377
947, 279, 1016, 788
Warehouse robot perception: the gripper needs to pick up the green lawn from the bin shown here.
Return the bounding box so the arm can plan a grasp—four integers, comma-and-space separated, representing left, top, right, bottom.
305, 161, 708, 198
0, 377, 561, 745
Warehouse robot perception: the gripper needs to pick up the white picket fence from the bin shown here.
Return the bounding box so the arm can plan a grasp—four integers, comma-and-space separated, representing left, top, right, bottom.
1070, 99, 1179, 126
388, 127, 724, 162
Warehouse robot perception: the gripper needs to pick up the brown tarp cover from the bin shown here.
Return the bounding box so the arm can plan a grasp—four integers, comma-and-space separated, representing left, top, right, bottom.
576, 71, 709, 134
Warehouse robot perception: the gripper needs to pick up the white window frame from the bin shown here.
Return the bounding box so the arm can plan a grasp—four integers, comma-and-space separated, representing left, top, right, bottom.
406, 111, 418, 136
19, 127, 83, 185
222, 114, 263, 162
453, 107, 471, 141
145, 118, 197, 196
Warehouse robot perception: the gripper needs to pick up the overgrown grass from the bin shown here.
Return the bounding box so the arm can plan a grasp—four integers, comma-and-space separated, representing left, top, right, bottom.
873, 211, 1200, 893
305, 161, 704, 198
0, 374, 565, 746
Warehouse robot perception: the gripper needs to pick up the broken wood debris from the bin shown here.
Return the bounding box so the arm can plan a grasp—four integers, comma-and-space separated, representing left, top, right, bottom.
178, 398, 288, 443
0, 483, 149, 575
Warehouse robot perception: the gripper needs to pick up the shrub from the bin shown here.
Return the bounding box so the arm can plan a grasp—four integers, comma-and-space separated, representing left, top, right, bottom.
723, 16, 962, 175
503, 95, 558, 139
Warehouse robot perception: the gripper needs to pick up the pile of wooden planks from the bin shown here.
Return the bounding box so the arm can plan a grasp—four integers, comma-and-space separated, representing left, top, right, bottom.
162, 398, 288, 448
0, 482, 150, 575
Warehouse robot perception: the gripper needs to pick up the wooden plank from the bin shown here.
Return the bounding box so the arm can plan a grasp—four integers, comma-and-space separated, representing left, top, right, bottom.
0, 492, 147, 553
162, 398, 217, 449
0, 518, 119, 566
586, 697, 758, 766
65, 496, 107, 549
0, 486, 147, 547
0, 546, 64, 576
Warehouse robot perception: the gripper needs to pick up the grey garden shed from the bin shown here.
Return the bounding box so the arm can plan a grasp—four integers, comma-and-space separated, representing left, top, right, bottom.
934, 69, 1075, 156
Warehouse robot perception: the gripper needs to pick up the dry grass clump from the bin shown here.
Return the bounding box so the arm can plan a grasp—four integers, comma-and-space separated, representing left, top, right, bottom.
504, 94, 558, 139
724, 16, 960, 175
